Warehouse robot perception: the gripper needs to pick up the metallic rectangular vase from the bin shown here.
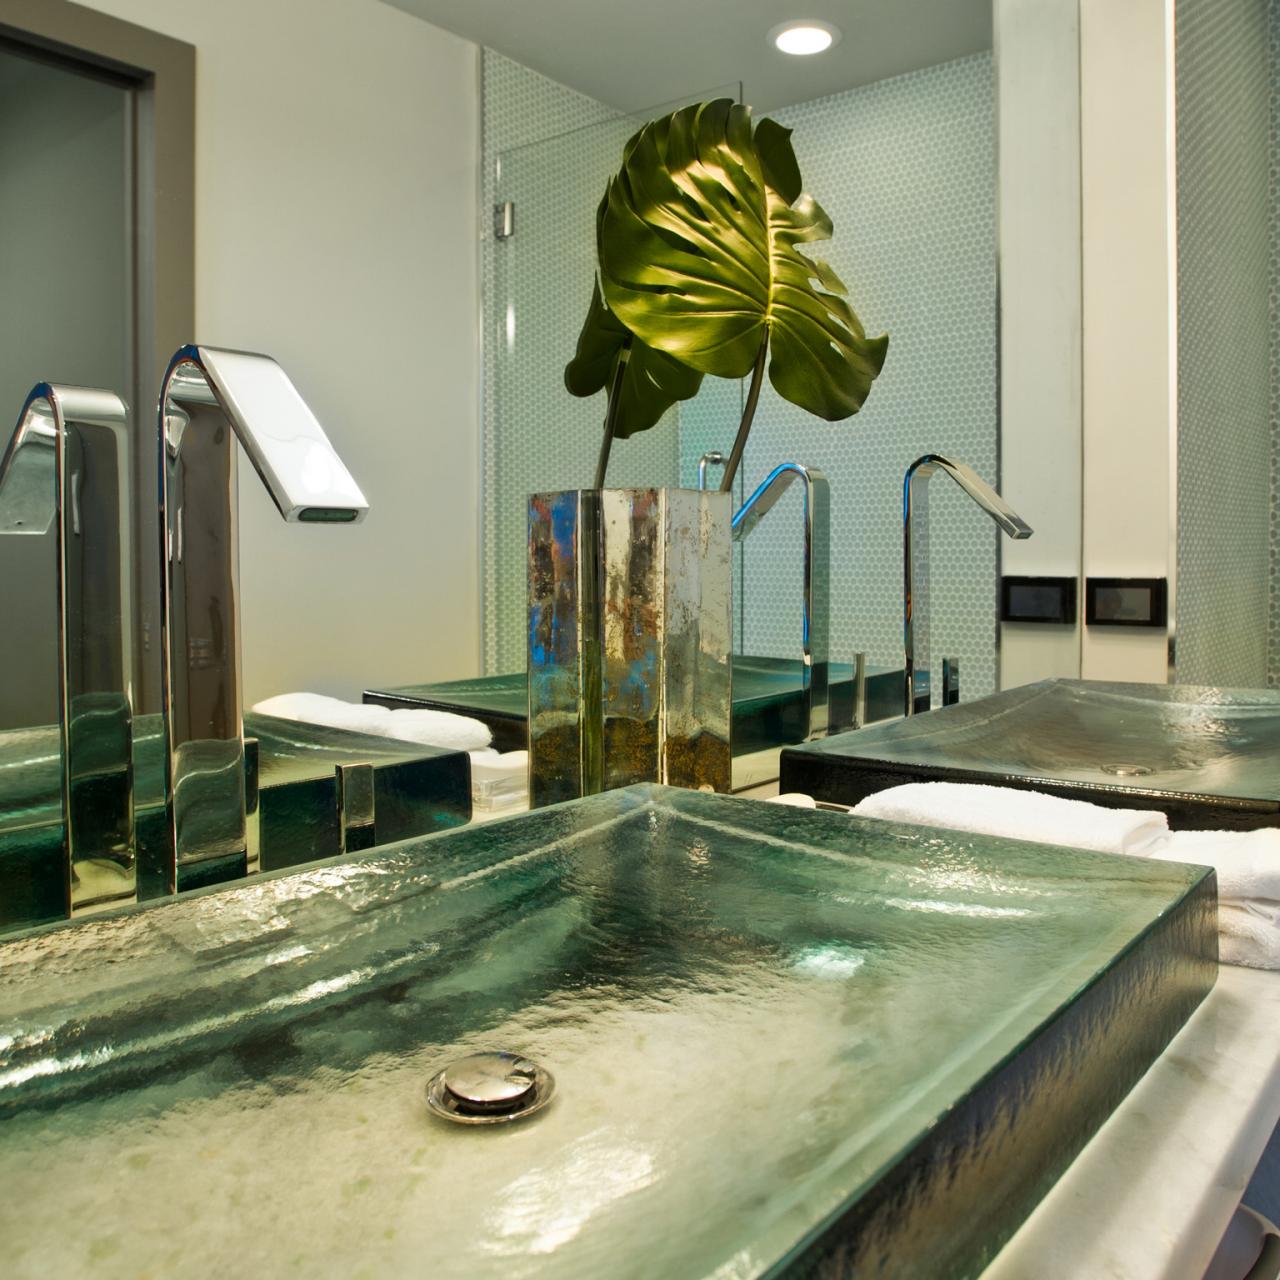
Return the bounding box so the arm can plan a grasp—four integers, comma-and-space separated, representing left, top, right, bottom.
528, 487, 733, 807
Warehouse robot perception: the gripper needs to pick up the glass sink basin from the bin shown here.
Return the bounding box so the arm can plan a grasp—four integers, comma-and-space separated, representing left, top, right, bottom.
781, 678, 1280, 828
365, 655, 904, 754
0, 712, 470, 932
0, 785, 1214, 1278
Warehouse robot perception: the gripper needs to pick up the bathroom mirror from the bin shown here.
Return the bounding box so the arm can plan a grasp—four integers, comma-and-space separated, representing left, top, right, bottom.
474, 5, 1003, 710
463, 0, 1278, 707
0, 0, 1274, 832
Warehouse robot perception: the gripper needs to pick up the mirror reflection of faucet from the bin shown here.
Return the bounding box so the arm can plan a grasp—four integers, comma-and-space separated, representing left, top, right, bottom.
0, 384, 136, 917
903, 454, 1033, 717
732, 463, 831, 742
697, 451, 725, 491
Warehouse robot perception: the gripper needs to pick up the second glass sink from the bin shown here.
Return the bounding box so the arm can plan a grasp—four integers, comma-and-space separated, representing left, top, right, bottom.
365, 654, 904, 754
0, 784, 1214, 1277
781, 678, 1280, 827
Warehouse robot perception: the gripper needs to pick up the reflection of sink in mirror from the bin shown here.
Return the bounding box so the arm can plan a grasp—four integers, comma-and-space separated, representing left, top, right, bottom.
0, 785, 1214, 1277
782, 679, 1280, 828
0, 712, 470, 934
367, 655, 904, 756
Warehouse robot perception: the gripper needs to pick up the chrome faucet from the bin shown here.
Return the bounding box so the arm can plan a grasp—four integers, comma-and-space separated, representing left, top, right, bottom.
158, 345, 367, 893
732, 463, 830, 740
903, 454, 1032, 716
0, 384, 136, 916
697, 451, 725, 491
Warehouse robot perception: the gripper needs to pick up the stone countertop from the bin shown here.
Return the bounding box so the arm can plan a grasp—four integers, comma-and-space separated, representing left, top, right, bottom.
983, 964, 1280, 1279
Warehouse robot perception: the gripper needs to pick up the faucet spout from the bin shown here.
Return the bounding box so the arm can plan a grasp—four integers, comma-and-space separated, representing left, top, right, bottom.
158, 345, 366, 893
0, 384, 136, 916
697, 452, 725, 491
732, 463, 831, 741
903, 454, 1032, 717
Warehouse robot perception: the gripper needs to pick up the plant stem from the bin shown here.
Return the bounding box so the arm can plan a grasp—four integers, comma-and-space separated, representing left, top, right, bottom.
593, 340, 631, 490
719, 334, 769, 493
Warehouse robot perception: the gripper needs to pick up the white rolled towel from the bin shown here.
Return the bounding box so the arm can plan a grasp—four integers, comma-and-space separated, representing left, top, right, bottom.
1142, 829, 1280, 973
253, 692, 491, 752
851, 781, 1168, 856
1216, 903, 1280, 971
1144, 828, 1280, 906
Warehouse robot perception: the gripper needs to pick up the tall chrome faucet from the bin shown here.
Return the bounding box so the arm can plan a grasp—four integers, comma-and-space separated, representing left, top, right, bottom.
0, 384, 136, 915
158, 345, 367, 893
732, 463, 831, 740
903, 454, 1032, 716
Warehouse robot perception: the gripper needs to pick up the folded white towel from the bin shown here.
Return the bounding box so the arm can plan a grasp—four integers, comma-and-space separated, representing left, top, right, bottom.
767, 793, 818, 809
851, 781, 1168, 856
1144, 828, 1280, 908
253, 692, 491, 752
1218, 902, 1280, 971
468, 749, 528, 811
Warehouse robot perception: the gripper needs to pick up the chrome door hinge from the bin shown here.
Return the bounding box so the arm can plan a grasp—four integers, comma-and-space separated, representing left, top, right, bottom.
494, 201, 515, 240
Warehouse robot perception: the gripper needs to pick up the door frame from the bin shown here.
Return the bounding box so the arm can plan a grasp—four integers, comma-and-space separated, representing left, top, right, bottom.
0, 0, 193, 713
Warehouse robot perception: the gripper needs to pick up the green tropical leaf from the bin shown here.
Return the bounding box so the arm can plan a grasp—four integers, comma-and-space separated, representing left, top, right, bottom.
564, 279, 703, 440
597, 98, 888, 422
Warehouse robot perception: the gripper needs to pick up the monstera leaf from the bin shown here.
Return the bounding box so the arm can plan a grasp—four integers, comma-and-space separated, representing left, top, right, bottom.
598, 99, 887, 422
565, 280, 703, 440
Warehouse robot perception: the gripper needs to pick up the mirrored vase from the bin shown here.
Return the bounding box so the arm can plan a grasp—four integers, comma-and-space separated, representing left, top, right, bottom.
527, 487, 733, 807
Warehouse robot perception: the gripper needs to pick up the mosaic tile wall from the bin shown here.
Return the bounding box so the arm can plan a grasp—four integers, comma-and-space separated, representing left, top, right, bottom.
482, 51, 998, 692
680, 54, 999, 694
1174, 0, 1273, 688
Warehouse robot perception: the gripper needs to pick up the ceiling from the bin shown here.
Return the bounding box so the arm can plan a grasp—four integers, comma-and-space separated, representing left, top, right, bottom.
381, 0, 992, 113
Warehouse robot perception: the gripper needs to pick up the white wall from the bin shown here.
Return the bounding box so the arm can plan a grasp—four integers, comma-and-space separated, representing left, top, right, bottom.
81, 0, 482, 704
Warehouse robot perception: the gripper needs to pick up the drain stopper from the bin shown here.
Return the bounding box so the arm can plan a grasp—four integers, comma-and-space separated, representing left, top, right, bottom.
1100, 763, 1153, 778
425, 1051, 554, 1125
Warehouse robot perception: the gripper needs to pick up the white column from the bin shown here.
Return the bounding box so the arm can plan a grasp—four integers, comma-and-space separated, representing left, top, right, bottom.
995, 0, 1084, 689
1078, 0, 1177, 683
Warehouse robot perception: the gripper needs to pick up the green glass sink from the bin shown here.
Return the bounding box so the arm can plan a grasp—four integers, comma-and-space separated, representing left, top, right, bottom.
781, 678, 1280, 828
0, 711, 470, 932
0, 785, 1214, 1278
366, 654, 904, 753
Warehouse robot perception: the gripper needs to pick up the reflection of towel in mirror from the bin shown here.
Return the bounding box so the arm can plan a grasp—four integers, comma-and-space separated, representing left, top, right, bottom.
850, 781, 1168, 855
1145, 829, 1280, 971
252, 692, 492, 752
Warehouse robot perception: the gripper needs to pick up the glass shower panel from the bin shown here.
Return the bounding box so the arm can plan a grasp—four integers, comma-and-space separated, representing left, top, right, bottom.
484, 86, 743, 675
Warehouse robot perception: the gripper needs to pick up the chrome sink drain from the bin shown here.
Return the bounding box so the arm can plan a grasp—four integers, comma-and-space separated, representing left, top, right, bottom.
425, 1051, 555, 1125
1099, 763, 1153, 778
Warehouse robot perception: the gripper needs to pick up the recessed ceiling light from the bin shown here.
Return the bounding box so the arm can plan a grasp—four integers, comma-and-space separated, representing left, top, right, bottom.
770, 20, 841, 56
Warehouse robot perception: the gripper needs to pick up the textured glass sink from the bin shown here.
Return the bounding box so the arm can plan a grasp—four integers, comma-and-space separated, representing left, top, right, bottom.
366, 655, 903, 754
781, 678, 1280, 828
0, 785, 1214, 1278
0, 711, 470, 932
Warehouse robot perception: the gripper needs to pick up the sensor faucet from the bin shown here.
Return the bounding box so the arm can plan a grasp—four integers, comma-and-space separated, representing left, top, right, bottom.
903, 454, 1032, 716
158, 345, 367, 893
0, 384, 135, 915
